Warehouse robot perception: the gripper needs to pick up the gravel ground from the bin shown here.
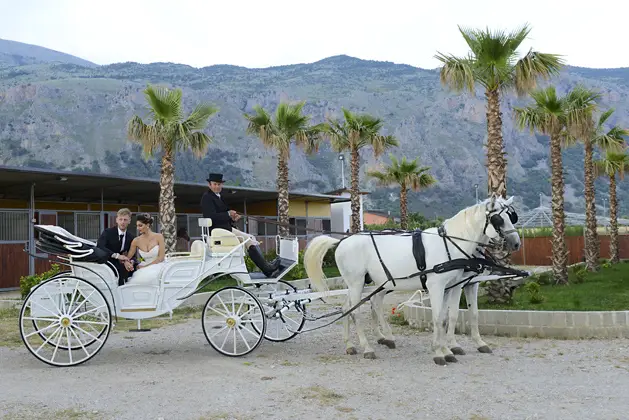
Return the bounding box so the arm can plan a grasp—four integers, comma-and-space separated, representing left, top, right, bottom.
2, 297, 629, 420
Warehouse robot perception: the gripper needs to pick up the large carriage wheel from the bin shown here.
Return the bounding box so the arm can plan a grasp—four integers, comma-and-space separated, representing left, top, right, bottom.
250, 280, 306, 342
201, 286, 266, 357
30, 273, 108, 351
19, 275, 112, 367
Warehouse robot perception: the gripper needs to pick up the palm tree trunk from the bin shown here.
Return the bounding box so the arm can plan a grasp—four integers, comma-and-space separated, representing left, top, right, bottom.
583, 139, 599, 271
609, 174, 619, 264
277, 154, 290, 237
350, 147, 361, 233
549, 133, 569, 284
485, 88, 507, 198
159, 147, 177, 254
399, 185, 408, 230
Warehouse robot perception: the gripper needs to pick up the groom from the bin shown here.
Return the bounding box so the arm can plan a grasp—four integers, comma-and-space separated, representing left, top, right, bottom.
97, 208, 136, 286
201, 173, 280, 277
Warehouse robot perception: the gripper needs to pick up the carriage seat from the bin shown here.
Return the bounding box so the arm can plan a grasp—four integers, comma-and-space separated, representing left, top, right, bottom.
207, 228, 241, 254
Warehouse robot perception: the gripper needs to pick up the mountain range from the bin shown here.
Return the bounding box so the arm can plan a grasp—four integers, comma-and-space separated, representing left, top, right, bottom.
1, 38, 629, 219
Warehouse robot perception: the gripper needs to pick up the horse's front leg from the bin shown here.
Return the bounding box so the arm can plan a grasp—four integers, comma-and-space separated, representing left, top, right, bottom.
445, 283, 466, 356
464, 282, 491, 353
427, 282, 449, 365
439, 287, 458, 363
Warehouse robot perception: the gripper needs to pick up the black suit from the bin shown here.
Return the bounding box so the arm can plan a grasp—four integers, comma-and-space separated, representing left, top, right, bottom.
201, 190, 234, 233
97, 227, 136, 286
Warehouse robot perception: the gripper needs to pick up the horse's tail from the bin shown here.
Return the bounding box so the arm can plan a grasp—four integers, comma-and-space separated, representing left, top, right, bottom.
303, 235, 340, 294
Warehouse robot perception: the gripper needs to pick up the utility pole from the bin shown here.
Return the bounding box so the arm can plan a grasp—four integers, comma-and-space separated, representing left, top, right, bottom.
339, 154, 345, 188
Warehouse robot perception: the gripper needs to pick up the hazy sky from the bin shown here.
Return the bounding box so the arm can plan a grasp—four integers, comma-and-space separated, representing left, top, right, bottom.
1, 0, 627, 69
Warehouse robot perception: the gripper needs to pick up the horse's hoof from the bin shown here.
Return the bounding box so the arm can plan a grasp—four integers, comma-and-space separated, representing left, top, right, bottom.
346, 347, 358, 355
451, 347, 466, 355
478, 345, 492, 354
364, 352, 377, 359
433, 357, 447, 366
444, 354, 458, 363
377, 339, 396, 349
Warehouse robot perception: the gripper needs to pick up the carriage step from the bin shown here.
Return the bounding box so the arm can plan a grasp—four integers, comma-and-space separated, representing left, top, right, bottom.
129, 319, 151, 332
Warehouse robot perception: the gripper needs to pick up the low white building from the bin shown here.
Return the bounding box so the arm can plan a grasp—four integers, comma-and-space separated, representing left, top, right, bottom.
326, 188, 369, 237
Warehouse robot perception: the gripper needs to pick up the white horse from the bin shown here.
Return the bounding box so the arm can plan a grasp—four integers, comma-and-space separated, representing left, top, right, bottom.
303, 195, 521, 365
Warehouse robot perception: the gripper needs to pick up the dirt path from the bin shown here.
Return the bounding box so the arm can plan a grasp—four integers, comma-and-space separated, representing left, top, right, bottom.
2, 297, 629, 420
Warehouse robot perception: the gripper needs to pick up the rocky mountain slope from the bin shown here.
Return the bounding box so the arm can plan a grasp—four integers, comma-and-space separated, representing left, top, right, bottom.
1, 40, 628, 218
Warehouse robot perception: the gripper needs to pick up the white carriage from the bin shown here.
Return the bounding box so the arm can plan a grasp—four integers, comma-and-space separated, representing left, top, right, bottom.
19, 218, 309, 367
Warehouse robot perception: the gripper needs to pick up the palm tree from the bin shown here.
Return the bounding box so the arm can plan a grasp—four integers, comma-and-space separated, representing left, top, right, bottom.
514, 85, 600, 284
244, 101, 324, 236
579, 108, 628, 271
324, 108, 399, 233
366, 154, 437, 229
595, 151, 629, 264
128, 84, 218, 253
435, 24, 564, 199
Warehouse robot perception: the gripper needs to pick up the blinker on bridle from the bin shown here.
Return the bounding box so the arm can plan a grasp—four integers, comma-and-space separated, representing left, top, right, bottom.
483, 204, 518, 237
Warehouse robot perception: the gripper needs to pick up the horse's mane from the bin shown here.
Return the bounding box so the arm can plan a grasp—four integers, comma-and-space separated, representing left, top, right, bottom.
442, 200, 488, 241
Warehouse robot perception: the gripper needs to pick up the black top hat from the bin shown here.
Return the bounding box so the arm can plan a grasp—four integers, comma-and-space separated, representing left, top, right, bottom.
206, 173, 225, 183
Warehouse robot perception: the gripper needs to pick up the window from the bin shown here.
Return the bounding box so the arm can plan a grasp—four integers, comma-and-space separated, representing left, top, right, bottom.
57, 213, 75, 235
188, 215, 202, 238
176, 214, 188, 233
76, 213, 101, 241
0, 211, 29, 242
322, 219, 331, 233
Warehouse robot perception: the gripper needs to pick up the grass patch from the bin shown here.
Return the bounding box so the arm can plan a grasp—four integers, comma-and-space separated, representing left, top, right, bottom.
1, 407, 106, 420
297, 385, 345, 406
112, 305, 202, 332
0, 307, 21, 347
477, 261, 629, 311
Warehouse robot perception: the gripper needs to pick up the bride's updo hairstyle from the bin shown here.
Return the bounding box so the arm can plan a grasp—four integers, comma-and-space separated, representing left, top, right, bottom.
137, 213, 154, 227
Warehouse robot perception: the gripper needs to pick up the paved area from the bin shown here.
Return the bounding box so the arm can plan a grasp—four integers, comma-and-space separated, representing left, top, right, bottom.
2, 296, 629, 420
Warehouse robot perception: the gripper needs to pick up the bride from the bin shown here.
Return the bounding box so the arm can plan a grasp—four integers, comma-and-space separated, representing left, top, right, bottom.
126, 213, 166, 285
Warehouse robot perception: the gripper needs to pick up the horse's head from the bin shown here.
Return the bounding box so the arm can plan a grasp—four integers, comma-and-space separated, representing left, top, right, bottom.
481, 194, 521, 252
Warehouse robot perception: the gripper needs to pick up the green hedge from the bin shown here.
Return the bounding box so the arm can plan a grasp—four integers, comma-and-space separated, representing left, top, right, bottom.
19, 264, 62, 299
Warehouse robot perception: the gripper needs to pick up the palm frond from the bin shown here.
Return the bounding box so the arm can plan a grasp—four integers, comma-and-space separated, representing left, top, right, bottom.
434, 53, 476, 92
127, 116, 160, 158
143, 85, 183, 123
513, 50, 564, 96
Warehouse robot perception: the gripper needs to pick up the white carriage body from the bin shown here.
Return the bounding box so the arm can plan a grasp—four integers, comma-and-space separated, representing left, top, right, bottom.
29, 217, 300, 320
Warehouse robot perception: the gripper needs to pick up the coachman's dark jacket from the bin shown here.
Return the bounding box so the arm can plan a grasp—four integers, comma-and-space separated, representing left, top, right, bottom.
200, 190, 234, 233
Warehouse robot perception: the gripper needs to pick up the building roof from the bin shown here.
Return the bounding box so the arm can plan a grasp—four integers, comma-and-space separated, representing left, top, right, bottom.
0, 165, 350, 207
324, 187, 371, 196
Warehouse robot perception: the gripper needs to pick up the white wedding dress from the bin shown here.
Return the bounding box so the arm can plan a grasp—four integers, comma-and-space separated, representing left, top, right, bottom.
127, 245, 165, 285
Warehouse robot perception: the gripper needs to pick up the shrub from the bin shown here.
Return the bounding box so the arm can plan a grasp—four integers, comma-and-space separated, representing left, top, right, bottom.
523, 281, 545, 304
572, 265, 588, 284
19, 264, 62, 298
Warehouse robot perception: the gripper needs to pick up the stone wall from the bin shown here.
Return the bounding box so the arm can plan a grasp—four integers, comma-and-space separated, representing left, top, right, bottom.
403, 305, 629, 339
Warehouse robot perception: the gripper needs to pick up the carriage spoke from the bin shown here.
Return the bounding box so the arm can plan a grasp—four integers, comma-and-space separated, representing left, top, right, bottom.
34, 325, 62, 355
70, 326, 91, 358
69, 290, 96, 317
23, 316, 59, 323
73, 324, 105, 344
66, 328, 73, 364
24, 321, 60, 339
73, 304, 106, 319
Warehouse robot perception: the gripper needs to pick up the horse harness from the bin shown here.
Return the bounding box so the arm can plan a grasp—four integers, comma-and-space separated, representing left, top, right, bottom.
289, 203, 527, 335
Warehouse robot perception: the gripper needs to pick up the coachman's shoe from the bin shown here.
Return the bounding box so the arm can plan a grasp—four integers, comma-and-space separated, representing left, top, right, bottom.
247, 245, 281, 277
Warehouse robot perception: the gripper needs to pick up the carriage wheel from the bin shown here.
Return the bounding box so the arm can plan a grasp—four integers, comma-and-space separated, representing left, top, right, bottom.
251, 280, 306, 342
201, 286, 266, 357
31, 274, 108, 350
19, 276, 112, 367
